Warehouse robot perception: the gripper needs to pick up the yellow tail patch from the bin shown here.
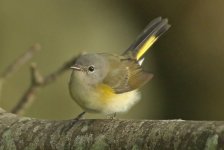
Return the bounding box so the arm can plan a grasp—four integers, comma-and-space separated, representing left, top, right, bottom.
136, 36, 158, 60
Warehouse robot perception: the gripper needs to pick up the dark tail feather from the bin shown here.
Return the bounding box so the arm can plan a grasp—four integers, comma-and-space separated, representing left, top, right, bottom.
122, 17, 171, 60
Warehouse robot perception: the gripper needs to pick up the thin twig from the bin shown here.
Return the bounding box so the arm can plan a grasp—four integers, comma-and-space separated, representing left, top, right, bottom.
42, 55, 78, 85
11, 86, 37, 115
11, 54, 79, 115
0, 43, 41, 101
11, 63, 43, 114
0, 43, 41, 79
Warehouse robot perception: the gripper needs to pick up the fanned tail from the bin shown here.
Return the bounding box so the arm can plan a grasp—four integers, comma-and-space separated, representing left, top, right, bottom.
123, 17, 171, 61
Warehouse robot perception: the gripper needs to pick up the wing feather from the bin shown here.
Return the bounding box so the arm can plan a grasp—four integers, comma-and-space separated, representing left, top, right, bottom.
103, 56, 153, 94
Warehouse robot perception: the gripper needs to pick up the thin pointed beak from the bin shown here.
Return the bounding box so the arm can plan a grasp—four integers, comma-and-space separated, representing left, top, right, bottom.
70, 66, 82, 71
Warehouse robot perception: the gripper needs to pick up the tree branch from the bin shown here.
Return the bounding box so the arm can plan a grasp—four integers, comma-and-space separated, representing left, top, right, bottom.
0, 108, 223, 149
0, 44, 41, 79
10, 54, 79, 115
0, 44, 41, 101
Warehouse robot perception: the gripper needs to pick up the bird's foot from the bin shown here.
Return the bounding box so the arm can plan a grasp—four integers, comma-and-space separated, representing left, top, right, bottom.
73, 111, 86, 120
107, 112, 117, 119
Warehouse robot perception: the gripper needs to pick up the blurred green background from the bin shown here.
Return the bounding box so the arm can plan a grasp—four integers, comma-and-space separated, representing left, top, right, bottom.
1, 0, 224, 120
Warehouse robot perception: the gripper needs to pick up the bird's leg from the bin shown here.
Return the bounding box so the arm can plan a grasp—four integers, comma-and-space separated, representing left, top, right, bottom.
74, 111, 86, 120
75, 111, 86, 120
62, 111, 86, 132
107, 112, 117, 119
69, 111, 86, 126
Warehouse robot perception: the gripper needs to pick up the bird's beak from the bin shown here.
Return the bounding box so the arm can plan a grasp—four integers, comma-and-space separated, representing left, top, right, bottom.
70, 65, 82, 71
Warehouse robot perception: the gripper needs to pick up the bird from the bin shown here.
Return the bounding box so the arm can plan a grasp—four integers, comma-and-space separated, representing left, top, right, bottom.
69, 17, 171, 119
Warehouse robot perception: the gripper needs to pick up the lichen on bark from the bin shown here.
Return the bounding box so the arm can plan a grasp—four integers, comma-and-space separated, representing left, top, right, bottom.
0, 108, 224, 149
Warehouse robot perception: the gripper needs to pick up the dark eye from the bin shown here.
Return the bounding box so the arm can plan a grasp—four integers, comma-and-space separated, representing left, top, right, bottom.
88, 66, 95, 72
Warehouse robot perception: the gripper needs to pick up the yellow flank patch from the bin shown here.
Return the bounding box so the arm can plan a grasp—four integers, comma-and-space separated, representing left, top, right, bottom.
136, 36, 158, 60
96, 84, 116, 103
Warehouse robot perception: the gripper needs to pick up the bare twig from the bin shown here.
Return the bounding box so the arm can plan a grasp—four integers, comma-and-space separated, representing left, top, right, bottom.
11, 54, 79, 115
0, 43, 41, 79
42, 54, 78, 86
0, 43, 41, 101
10, 63, 43, 114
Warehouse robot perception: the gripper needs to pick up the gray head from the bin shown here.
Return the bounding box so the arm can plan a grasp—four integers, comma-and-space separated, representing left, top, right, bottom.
70, 53, 109, 85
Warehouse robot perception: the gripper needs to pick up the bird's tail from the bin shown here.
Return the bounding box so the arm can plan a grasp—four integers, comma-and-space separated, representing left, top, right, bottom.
122, 17, 171, 61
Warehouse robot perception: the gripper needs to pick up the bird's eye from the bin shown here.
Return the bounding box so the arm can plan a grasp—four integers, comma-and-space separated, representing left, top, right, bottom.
88, 66, 95, 72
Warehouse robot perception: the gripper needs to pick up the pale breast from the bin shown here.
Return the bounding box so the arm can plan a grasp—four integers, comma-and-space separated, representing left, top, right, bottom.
93, 84, 141, 114
101, 89, 141, 114
69, 71, 141, 114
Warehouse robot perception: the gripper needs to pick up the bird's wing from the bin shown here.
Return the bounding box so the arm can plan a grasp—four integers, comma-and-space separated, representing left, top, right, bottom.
103, 57, 153, 94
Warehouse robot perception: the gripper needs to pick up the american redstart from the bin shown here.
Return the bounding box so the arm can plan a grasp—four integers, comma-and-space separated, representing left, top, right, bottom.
69, 17, 170, 118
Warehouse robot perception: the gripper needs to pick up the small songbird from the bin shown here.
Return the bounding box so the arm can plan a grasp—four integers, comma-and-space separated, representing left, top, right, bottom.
69, 17, 170, 118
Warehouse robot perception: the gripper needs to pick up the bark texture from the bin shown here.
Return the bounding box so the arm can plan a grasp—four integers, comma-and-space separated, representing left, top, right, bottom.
0, 108, 223, 150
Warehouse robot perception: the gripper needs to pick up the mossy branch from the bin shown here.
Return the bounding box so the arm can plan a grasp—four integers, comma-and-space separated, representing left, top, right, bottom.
0, 108, 223, 149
